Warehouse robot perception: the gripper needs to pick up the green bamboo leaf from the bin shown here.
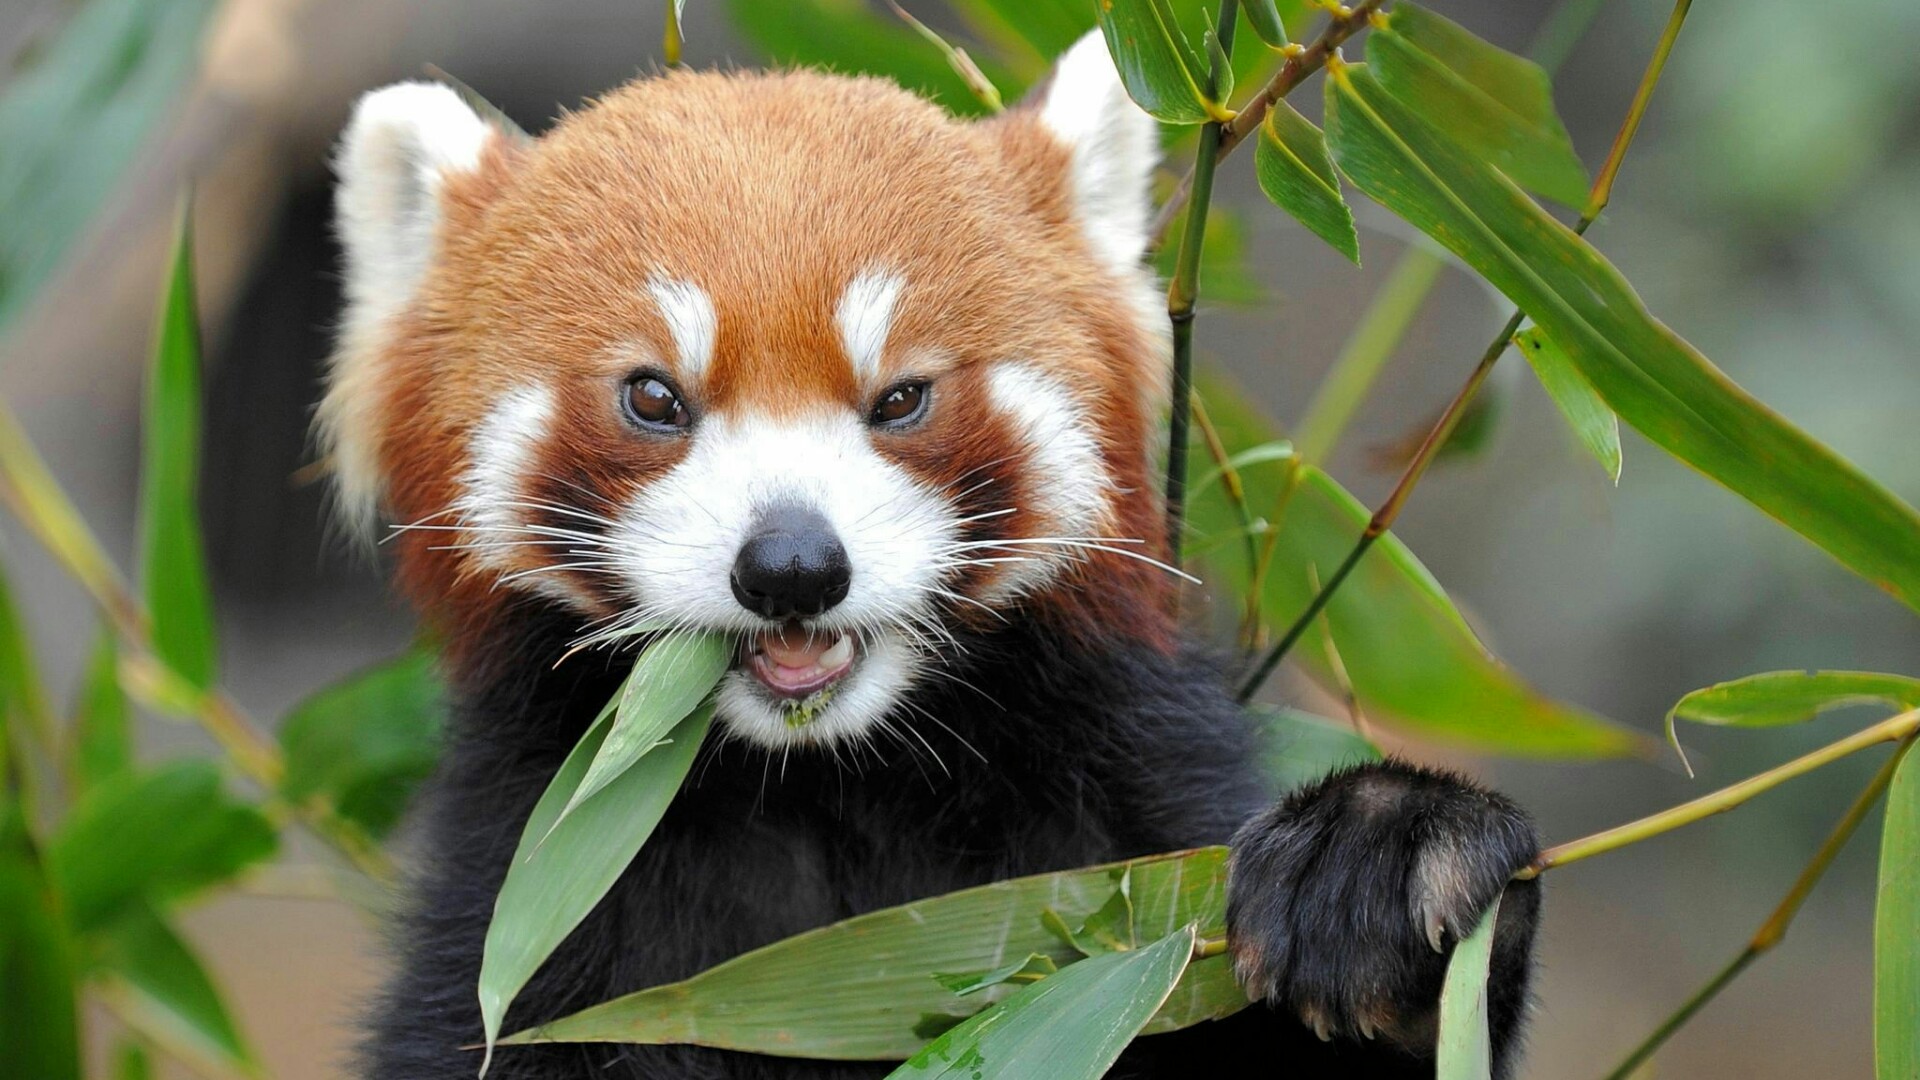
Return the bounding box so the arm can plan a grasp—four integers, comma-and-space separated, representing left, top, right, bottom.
1252, 705, 1380, 792
97, 902, 259, 1078
1242, 0, 1290, 49
478, 702, 715, 1068
1877, 742, 1920, 1080
1370, 3, 1588, 207
550, 631, 730, 832
1324, 61, 1920, 617
932, 954, 1057, 997
279, 647, 446, 839
1513, 324, 1621, 483
1254, 101, 1360, 263
885, 925, 1195, 1080
503, 848, 1245, 1057
0, 0, 219, 332
47, 761, 276, 933
1191, 380, 1642, 758
726, 0, 1021, 117
1667, 670, 1920, 778
1095, 0, 1222, 124
71, 628, 133, 795
139, 205, 217, 690
1672, 671, 1920, 729
0, 808, 81, 1080
1436, 895, 1500, 1080
1191, 439, 1293, 498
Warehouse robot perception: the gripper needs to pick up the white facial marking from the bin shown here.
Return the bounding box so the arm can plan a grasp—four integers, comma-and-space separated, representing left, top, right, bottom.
985, 363, 1114, 600
646, 277, 718, 380
608, 409, 958, 748
835, 269, 907, 380
450, 384, 594, 606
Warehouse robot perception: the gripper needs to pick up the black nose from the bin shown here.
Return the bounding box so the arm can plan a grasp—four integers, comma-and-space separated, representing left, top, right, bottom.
730, 504, 852, 619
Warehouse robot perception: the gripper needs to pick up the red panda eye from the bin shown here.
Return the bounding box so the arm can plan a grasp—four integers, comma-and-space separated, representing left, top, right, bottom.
869, 381, 928, 428
625, 375, 691, 431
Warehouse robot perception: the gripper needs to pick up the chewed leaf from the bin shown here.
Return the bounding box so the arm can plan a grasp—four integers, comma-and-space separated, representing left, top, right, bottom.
1666, 670, 1920, 776
478, 703, 716, 1069
549, 630, 730, 832
932, 954, 1058, 997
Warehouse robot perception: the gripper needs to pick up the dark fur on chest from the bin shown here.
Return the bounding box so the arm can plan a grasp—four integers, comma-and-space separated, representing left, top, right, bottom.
360, 603, 1272, 1079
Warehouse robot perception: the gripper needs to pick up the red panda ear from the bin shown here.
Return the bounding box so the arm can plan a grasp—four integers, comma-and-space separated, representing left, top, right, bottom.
1026, 30, 1162, 276
322, 82, 505, 537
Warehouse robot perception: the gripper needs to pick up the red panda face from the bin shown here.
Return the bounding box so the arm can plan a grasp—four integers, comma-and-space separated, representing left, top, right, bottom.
322, 34, 1175, 747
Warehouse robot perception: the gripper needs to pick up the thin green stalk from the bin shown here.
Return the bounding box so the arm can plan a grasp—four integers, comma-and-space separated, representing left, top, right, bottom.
1164, 0, 1240, 566
1599, 731, 1917, 1080
1292, 249, 1446, 464
1517, 709, 1920, 878
1189, 396, 1264, 638
1237, 0, 1693, 701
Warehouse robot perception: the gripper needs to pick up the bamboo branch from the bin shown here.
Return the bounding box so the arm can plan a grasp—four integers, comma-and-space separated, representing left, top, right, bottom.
1599, 730, 1917, 1080
1149, 0, 1387, 251
1237, 0, 1693, 702
1163, 0, 1241, 567
0, 402, 393, 882
1515, 708, 1920, 878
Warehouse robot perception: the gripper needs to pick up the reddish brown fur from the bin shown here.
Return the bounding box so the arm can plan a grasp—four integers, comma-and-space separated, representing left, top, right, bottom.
366, 69, 1176, 665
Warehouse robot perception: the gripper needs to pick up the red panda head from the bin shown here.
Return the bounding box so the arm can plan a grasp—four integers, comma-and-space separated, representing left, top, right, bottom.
322, 33, 1177, 747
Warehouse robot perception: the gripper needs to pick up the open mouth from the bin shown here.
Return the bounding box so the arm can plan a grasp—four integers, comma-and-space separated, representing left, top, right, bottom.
743, 622, 858, 705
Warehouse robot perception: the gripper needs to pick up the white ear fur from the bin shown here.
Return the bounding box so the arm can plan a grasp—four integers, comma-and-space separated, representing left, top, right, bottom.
1037, 30, 1162, 276
321, 81, 492, 536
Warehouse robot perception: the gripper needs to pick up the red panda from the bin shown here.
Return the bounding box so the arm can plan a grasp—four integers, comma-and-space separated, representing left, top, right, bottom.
326, 31, 1540, 1080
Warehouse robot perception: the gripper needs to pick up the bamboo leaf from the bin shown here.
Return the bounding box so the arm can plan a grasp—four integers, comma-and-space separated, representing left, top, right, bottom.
1254, 101, 1359, 263
278, 647, 445, 840
0, 558, 54, 756
1370, 3, 1588, 206
1095, 0, 1222, 124
0, 808, 80, 1080
1242, 0, 1290, 49
1436, 895, 1500, 1080
1191, 380, 1641, 758
114, 1042, 152, 1080
1252, 705, 1380, 792
0, 0, 220, 332
96, 902, 259, 1078
551, 631, 730, 831
478, 702, 715, 1068
1672, 671, 1920, 729
47, 761, 276, 933
139, 205, 216, 690
1513, 324, 1621, 483
932, 954, 1057, 997
1325, 61, 1920, 617
70, 628, 133, 795
503, 848, 1245, 1058
1877, 743, 1919, 1080
884, 925, 1195, 1080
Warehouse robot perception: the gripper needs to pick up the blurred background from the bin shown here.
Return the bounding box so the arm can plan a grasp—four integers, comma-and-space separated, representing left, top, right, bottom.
3, 0, 1918, 1076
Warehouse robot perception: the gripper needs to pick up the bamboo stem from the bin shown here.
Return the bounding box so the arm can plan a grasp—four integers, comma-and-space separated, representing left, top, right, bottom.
1163, 0, 1240, 566
1518, 709, 1920, 879
1598, 731, 1916, 1080
1236, 0, 1694, 701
